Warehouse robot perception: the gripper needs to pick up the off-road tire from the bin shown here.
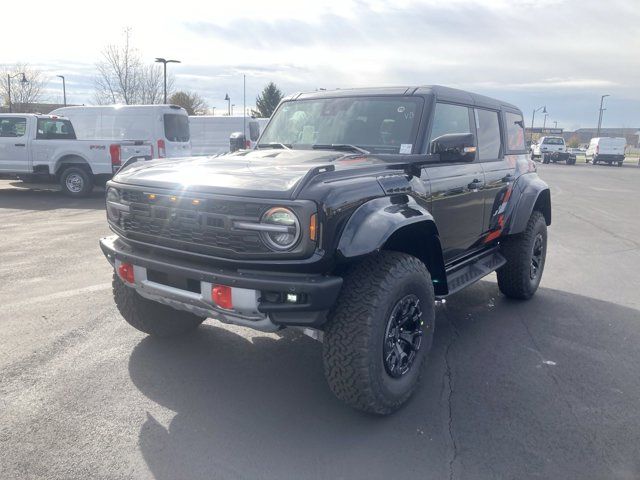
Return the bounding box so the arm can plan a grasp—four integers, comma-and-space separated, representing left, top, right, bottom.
497, 211, 547, 300
60, 166, 93, 197
323, 252, 435, 415
113, 272, 206, 337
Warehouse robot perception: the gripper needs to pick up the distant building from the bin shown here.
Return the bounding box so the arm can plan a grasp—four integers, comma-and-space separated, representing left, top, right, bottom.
562, 128, 639, 147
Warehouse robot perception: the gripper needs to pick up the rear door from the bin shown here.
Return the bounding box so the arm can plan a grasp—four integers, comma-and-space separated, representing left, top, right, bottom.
162, 112, 192, 157
0, 116, 29, 172
477, 109, 517, 236
424, 102, 485, 262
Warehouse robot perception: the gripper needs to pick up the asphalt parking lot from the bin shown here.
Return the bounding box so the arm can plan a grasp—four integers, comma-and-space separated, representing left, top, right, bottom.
1, 162, 639, 480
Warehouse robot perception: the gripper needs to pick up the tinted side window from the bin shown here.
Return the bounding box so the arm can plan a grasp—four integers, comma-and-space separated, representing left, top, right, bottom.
430, 103, 472, 141
504, 112, 525, 151
36, 119, 76, 140
0, 117, 26, 137
474, 109, 501, 161
249, 121, 260, 141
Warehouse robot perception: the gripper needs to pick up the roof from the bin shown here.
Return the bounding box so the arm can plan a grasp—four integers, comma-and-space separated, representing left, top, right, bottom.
291, 85, 520, 112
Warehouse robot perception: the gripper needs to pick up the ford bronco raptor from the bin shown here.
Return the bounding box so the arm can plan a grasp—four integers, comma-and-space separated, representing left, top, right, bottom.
101, 86, 551, 415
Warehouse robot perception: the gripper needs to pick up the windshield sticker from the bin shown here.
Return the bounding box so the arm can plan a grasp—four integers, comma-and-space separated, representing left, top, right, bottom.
397, 106, 406, 113
400, 144, 412, 154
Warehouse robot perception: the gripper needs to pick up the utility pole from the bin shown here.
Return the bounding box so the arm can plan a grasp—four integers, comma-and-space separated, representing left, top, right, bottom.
243, 74, 246, 140
6, 72, 28, 113
553, 121, 558, 129
57, 75, 66, 106
530, 105, 547, 143
155, 58, 180, 103
596, 94, 610, 138
224, 94, 231, 116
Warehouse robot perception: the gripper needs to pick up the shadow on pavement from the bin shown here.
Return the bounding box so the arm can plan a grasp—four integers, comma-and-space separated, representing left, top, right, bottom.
128, 280, 640, 479
0, 182, 105, 210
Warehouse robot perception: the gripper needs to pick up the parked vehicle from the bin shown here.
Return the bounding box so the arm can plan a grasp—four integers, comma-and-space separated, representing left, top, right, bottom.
100, 85, 551, 414
586, 137, 626, 166
530, 136, 566, 159
189, 116, 269, 156
0, 114, 152, 196
51, 105, 191, 159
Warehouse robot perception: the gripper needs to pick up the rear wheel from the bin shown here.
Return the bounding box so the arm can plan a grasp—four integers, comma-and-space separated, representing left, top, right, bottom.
497, 211, 547, 300
323, 252, 435, 415
113, 273, 206, 337
60, 166, 93, 197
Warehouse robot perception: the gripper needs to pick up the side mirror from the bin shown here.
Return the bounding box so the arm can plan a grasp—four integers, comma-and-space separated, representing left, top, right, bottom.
430, 133, 476, 162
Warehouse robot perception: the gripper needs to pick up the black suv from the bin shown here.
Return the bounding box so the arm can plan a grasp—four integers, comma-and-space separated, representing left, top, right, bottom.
101, 86, 551, 414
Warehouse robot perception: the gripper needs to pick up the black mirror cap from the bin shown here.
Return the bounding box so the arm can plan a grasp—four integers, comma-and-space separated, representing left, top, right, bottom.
430, 133, 476, 162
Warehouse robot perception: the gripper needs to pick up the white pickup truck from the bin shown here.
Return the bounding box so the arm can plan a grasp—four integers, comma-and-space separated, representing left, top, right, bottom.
0, 114, 152, 197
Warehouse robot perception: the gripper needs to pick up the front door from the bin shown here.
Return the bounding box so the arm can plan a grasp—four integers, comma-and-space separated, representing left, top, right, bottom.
424, 103, 485, 262
0, 116, 29, 172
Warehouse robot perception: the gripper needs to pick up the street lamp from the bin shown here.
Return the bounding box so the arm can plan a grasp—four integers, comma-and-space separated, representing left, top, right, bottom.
57, 75, 66, 106
596, 94, 610, 138
530, 105, 547, 142
154, 58, 180, 104
542, 113, 549, 130
6, 72, 28, 113
231, 104, 235, 116
553, 121, 558, 129
224, 93, 231, 116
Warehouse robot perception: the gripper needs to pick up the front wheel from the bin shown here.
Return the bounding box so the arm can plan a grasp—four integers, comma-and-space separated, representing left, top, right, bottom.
113, 273, 206, 337
323, 252, 435, 415
497, 211, 547, 300
60, 166, 93, 197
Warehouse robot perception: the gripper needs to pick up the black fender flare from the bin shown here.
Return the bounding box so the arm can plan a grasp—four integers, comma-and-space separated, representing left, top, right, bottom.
337, 196, 448, 294
507, 173, 551, 235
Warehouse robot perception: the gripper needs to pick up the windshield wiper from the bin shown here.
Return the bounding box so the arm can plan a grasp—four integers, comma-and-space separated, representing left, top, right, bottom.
257, 142, 291, 150
312, 144, 370, 155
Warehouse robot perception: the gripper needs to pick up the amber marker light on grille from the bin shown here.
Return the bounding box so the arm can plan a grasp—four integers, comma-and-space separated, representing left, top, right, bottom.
170, 195, 177, 202
147, 193, 156, 200
309, 213, 317, 241
192, 199, 201, 206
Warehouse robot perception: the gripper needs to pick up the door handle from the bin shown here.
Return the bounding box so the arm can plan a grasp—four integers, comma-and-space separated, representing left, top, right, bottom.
15, 143, 26, 147
467, 178, 482, 190
501, 174, 514, 183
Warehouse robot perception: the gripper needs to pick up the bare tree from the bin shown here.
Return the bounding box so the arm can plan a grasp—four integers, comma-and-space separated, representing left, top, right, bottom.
168, 91, 207, 115
1, 63, 46, 108
94, 28, 174, 105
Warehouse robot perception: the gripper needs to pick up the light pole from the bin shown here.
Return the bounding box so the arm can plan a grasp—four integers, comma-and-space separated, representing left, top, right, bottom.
530, 105, 547, 142
596, 94, 610, 138
553, 121, 558, 129
57, 75, 66, 106
231, 104, 235, 116
6, 72, 28, 113
224, 93, 231, 116
211, 106, 215, 116
154, 58, 180, 104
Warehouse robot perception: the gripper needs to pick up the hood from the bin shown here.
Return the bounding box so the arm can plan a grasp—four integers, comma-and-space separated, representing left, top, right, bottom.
112, 148, 383, 199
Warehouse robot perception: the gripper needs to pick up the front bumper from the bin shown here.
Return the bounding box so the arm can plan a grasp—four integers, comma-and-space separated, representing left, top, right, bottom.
100, 235, 343, 330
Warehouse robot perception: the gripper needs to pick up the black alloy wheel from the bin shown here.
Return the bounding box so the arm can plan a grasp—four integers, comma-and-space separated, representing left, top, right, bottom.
383, 294, 423, 378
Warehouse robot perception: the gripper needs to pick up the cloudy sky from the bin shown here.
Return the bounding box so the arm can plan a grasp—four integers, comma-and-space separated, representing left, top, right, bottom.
2, 0, 639, 129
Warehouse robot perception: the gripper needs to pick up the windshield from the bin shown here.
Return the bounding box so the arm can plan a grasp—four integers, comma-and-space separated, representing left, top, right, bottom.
163, 114, 190, 142
542, 137, 564, 145
259, 96, 424, 154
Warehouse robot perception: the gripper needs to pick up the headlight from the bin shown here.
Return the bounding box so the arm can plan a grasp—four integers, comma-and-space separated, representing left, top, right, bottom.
106, 187, 128, 222
260, 207, 300, 251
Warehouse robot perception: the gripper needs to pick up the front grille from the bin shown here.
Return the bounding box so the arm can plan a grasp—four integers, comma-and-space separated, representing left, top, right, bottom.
118, 189, 271, 256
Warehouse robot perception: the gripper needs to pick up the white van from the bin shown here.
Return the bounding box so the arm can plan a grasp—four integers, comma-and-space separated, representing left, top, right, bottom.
189, 116, 269, 156
51, 105, 191, 159
586, 137, 626, 166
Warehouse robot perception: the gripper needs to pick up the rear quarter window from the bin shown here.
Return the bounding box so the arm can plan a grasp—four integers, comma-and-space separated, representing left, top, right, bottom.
504, 112, 526, 152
